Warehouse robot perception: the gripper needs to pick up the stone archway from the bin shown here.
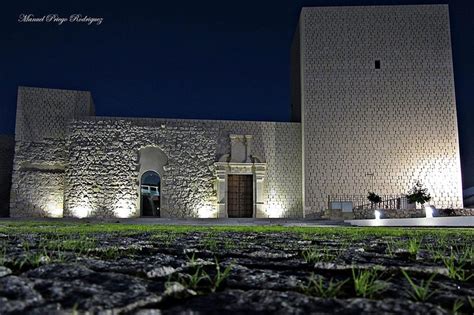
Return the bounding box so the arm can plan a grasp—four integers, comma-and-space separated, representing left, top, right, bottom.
137, 147, 168, 217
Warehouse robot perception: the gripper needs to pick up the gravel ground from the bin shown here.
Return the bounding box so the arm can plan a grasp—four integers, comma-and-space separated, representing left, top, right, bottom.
0, 225, 472, 314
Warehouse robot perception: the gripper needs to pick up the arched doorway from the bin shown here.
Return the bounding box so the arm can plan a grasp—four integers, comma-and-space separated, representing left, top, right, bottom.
140, 171, 161, 217
138, 146, 168, 217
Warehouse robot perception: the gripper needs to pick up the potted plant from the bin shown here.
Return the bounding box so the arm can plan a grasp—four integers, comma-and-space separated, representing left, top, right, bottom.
406, 181, 431, 207
367, 192, 382, 209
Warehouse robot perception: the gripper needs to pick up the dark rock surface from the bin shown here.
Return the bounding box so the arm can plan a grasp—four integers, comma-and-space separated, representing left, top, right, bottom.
0, 229, 472, 314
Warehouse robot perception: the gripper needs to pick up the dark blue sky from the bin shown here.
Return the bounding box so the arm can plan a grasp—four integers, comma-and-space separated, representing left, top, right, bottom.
1, 0, 473, 187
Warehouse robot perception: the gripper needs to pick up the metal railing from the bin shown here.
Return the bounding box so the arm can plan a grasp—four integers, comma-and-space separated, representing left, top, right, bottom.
140, 185, 160, 197
328, 194, 411, 210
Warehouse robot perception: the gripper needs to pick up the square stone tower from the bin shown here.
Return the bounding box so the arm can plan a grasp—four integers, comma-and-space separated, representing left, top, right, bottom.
10, 87, 95, 217
291, 5, 463, 217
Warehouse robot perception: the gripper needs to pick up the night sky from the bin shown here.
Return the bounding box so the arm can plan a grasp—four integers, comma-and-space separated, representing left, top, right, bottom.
1, 0, 473, 188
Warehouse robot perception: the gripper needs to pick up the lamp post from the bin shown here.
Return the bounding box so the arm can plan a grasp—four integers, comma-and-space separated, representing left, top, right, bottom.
365, 173, 374, 192
366, 172, 375, 209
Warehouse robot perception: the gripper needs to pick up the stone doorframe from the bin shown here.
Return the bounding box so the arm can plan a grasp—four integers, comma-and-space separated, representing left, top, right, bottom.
215, 162, 267, 218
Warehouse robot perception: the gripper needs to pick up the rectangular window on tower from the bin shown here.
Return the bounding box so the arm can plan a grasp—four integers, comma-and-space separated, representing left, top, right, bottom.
375, 60, 381, 69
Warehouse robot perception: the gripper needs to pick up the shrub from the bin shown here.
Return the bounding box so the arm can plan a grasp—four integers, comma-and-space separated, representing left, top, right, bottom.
367, 192, 382, 204
406, 181, 431, 205
442, 208, 455, 216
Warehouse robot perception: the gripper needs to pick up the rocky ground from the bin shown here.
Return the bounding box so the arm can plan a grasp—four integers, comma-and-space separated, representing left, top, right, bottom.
0, 223, 473, 314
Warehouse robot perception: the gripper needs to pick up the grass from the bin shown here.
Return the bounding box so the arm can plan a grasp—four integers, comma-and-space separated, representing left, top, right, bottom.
211, 258, 233, 292
173, 256, 233, 294
468, 296, 474, 309
452, 299, 464, 315
352, 267, 388, 299
12, 247, 51, 270
407, 237, 423, 256
222, 239, 236, 250
1, 220, 473, 238
180, 265, 209, 290
385, 238, 403, 257
151, 232, 179, 247
186, 253, 199, 266
426, 244, 445, 262
202, 236, 218, 252
0, 244, 5, 266
401, 269, 437, 302
302, 246, 337, 264
301, 274, 349, 298
442, 252, 473, 282
41, 235, 97, 254
452, 244, 473, 266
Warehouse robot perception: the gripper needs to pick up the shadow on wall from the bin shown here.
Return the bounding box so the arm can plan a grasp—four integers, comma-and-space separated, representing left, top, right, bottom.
9, 200, 49, 218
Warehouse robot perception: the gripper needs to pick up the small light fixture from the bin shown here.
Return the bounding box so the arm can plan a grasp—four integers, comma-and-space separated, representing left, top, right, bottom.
114, 199, 133, 218
267, 203, 284, 218
374, 210, 381, 220
197, 205, 215, 218
425, 206, 434, 218
72, 206, 90, 218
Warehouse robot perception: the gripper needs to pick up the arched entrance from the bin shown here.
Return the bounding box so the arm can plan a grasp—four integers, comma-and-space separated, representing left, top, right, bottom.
138, 146, 168, 217
140, 171, 161, 217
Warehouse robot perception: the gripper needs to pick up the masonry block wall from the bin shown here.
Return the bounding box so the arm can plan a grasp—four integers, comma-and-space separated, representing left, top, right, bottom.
0, 135, 14, 217
10, 87, 95, 217
290, 22, 302, 123
214, 120, 302, 218
65, 117, 302, 218
294, 5, 463, 217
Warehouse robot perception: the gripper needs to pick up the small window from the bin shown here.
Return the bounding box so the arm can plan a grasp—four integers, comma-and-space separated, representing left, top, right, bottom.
375, 60, 381, 69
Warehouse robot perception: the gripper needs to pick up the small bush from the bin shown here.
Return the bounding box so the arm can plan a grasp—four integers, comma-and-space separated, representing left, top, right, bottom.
367, 192, 382, 204
406, 181, 431, 205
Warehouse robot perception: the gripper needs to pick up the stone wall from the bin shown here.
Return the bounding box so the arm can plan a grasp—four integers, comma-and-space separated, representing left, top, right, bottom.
354, 208, 474, 219
294, 5, 463, 217
0, 135, 14, 217
290, 22, 302, 123
213, 120, 302, 218
65, 117, 302, 218
10, 87, 94, 217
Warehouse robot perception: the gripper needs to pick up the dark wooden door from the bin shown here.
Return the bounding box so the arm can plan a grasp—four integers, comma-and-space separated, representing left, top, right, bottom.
227, 175, 253, 218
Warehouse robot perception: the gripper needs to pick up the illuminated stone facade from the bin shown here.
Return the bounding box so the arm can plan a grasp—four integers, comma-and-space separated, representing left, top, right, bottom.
10, 90, 302, 218
10, 87, 94, 217
9, 4, 463, 218
292, 4, 463, 217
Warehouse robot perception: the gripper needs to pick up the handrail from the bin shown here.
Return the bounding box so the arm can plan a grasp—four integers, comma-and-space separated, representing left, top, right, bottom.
328, 194, 409, 210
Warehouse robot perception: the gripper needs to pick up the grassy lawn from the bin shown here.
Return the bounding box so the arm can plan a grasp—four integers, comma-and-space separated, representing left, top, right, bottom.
1, 220, 473, 236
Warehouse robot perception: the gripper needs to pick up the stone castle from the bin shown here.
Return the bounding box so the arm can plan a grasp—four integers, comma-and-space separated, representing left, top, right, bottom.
8, 5, 463, 218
